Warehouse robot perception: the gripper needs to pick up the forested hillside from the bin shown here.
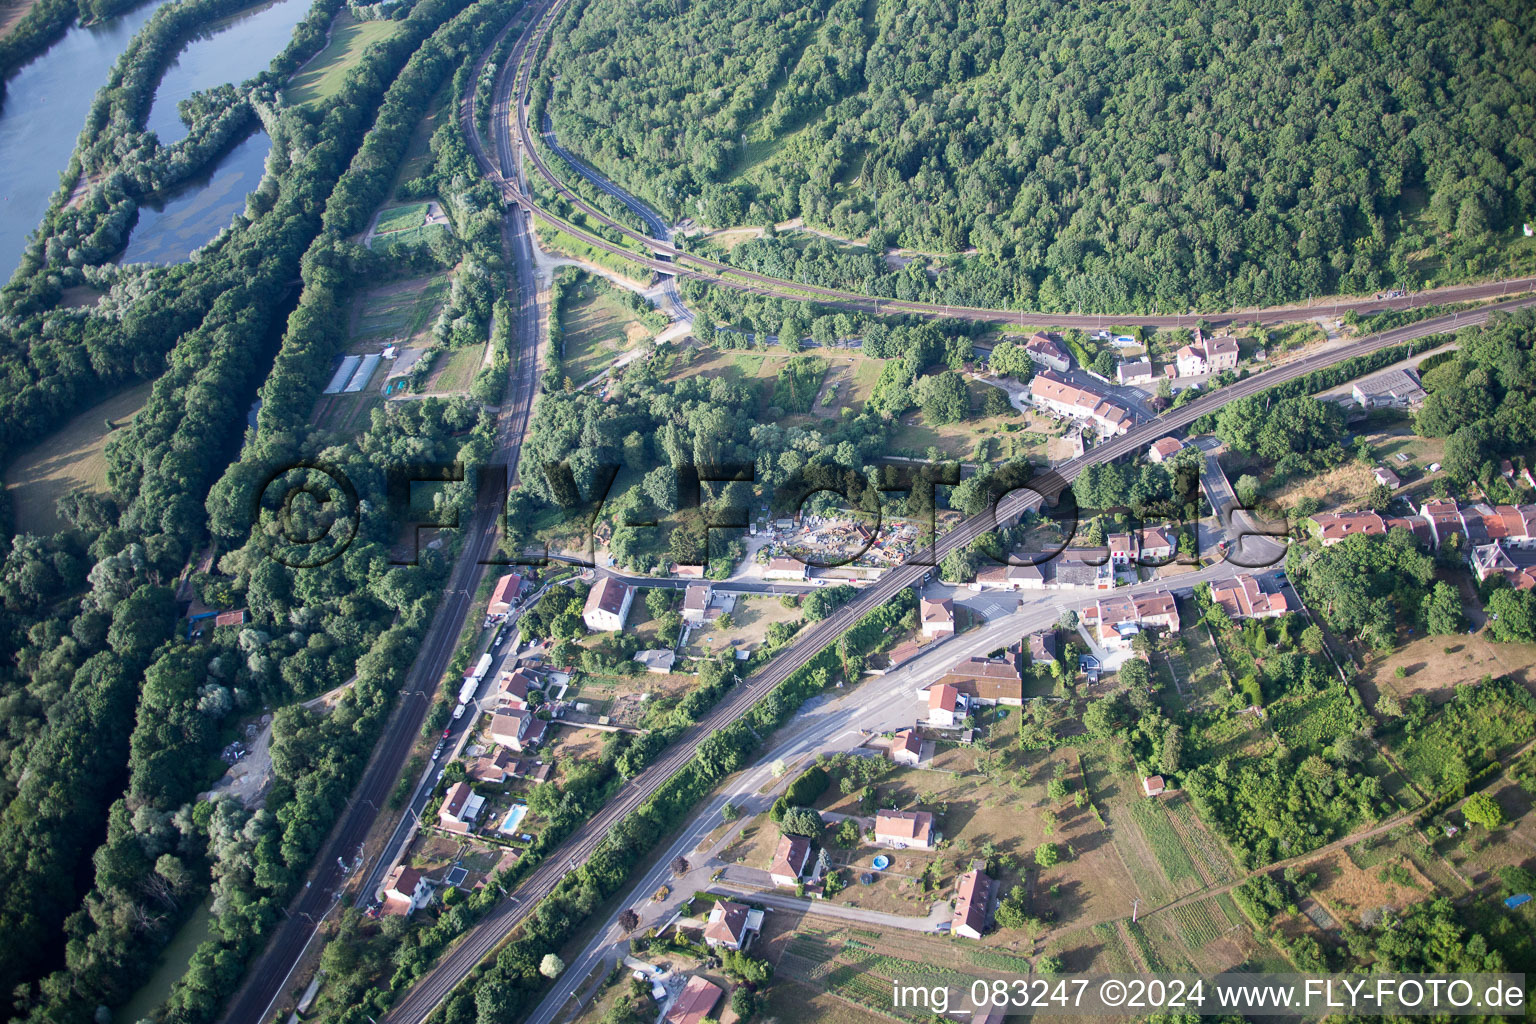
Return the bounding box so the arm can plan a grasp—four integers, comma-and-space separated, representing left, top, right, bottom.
543, 0, 1536, 311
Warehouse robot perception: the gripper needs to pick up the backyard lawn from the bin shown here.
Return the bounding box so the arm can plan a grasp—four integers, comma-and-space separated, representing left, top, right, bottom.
423, 344, 484, 394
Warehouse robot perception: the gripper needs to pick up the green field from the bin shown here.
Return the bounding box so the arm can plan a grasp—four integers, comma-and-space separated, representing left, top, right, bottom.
1391, 677, 1536, 796
375, 203, 429, 234
4, 382, 153, 534
559, 278, 655, 384
369, 202, 447, 249
286, 13, 403, 106
351, 275, 447, 347
1127, 798, 1203, 892
424, 344, 482, 393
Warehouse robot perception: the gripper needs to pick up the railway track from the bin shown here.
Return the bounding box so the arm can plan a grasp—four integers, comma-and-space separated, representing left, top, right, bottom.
377, 15, 1536, 1014
490, 0, 1536, 330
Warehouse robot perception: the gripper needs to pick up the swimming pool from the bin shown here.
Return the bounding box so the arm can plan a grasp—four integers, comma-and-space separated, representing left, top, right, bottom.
498, 803, 529, 835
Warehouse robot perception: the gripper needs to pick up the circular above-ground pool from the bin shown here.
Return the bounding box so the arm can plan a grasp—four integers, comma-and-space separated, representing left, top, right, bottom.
871, 854, 890, 870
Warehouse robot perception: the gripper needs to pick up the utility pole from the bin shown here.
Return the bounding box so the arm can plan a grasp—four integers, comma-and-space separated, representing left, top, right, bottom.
1131, 897, 1140, 923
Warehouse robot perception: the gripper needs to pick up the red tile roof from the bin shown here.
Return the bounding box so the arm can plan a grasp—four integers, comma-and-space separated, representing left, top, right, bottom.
665, 976, 723, 1024
703, 900, 752, 945
952, 866, 991, 936
770, 834, 812, 881
875, 810, 934, 845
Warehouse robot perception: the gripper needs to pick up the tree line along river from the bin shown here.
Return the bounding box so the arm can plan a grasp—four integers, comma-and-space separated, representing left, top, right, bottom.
0, 0, 313, 277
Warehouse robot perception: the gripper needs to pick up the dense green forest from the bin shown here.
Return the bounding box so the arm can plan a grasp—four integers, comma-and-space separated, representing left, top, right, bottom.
542, 0, 1536, 311
0, 0, 519, 1018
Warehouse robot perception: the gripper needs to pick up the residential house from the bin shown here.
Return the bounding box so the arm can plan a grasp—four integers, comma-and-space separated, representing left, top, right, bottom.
1142, 775, 1166, 797
665, 976, 724, 1024
928, 683, 966, 727
703, 900, 762, 950
934, 655, 1024, 705
1351, 368, 1426, 409
889, 728, 923, 766
1481, 504, 1536, 549
681, 583, 713, 625
920, 597, 956, 637
1173, 334, 1238, 377
1028, 371, 1134, 436
874, 810, 936, 849
1209, 574, 1289, 620
381, 864, 431, 916
1026, 630, 1057, 665
488, 706, 546, 752
1116, 359, 1154, 386
764, 557, 809, 581
1053, 547, 1113, 590
1022, 332, 1071, 373
1418, 499, 1470, 547
951, 863, 995, 940
1137, 527, 1176, 563
1373, 466, 1401, 490
492, 668, 534, 706
973, 563, 1046, 590
466, 747, 516, 784
769, 834, 813, 887
582, 577, 633, 632
1470, 541, 1536, 590
438, 782, 484, 834
1311, 511, 1388, 545
487, 572, 523, 616
1147, 437, 1184, 464
1084, 590, 1179, 649
1107, 533, 1136, 566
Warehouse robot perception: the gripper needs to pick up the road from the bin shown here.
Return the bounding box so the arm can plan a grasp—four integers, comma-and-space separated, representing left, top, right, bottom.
371, 12, 1536, 1014
382, 276, 1536, 1024
517, 564, 1270, 1024
235, 5, 1536, 1021
216, 18, 547, 1024
499, 0, 1536, 330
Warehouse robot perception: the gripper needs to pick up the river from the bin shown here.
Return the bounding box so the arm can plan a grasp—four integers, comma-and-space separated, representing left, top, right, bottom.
143, 0, 310, 144
0, 0, 174, 278
0, 0, 312, 276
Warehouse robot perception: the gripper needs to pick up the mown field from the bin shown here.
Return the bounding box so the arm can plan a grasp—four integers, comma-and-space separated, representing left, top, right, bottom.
286, 13, 403, 106
4, 382, 153, 533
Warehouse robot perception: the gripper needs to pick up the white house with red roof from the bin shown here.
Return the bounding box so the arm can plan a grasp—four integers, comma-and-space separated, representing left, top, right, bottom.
1209, 574, 1289, 620
487, 572, 523, 616
381, 863, 431, 916
703, 899, 762, 950
928, 682, 966, 727
920, 597, 955, 637
582, 577, 633, 632
874, 810, 936, 849
1028, 371, 1133, 436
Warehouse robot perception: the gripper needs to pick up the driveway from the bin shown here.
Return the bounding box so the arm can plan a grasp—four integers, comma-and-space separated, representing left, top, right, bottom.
709, 883, 952, 934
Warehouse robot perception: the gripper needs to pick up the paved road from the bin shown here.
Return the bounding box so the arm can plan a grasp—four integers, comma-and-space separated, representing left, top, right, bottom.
217, 18, 547, 1024
374, 17, 1536, 1014
239, 6, 1536, 1020
516, 565, 1261, 1024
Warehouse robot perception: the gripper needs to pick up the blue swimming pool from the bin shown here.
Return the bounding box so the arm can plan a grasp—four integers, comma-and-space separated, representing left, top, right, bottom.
498, 803, 529, 835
